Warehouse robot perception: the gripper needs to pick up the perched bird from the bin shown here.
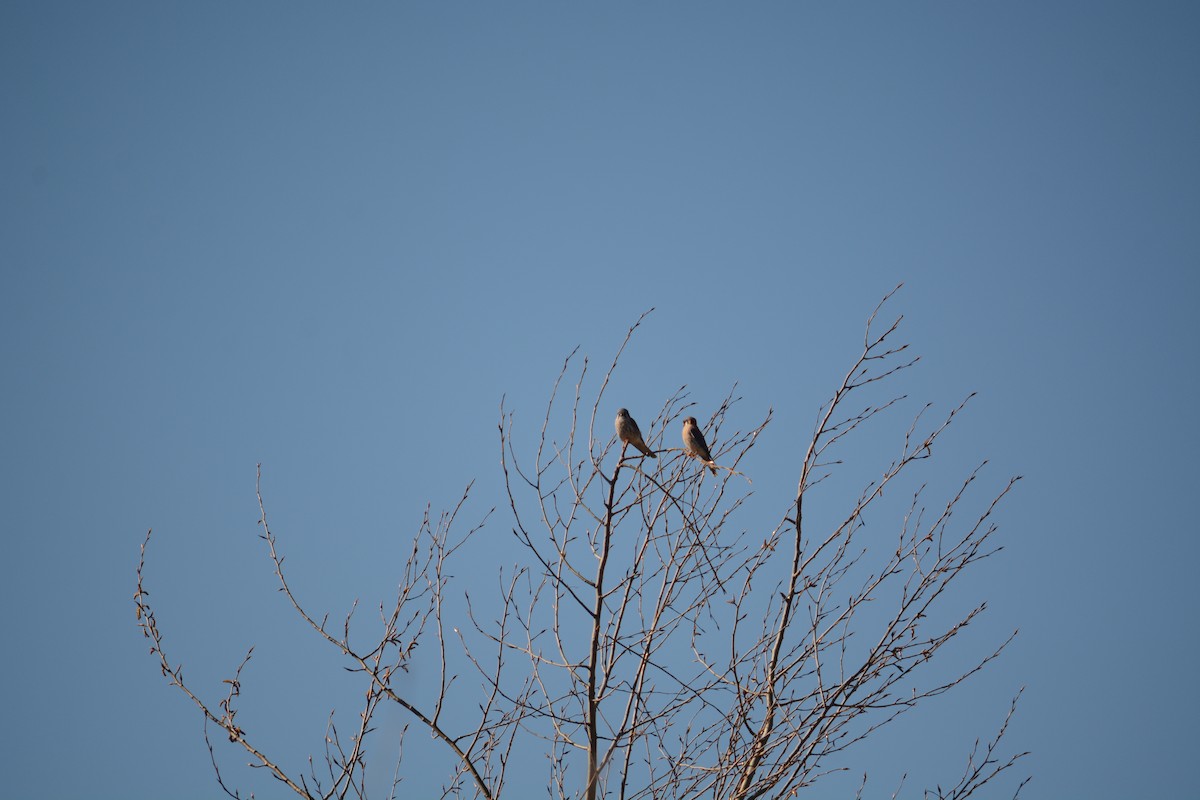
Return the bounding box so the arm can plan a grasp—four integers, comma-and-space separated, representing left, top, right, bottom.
682, 417, 717, 475
615, 408, 657, 459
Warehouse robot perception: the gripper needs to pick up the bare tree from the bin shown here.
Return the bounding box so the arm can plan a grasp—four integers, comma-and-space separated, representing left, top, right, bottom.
136, 288, 1028, 799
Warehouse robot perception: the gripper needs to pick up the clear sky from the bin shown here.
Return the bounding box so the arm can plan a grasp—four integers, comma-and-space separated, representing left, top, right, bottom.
2, 2, 1197, 798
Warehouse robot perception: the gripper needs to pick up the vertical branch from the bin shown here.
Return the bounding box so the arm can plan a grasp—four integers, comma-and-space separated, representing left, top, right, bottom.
585, 447, 625, 800
727, 285, 1025, 800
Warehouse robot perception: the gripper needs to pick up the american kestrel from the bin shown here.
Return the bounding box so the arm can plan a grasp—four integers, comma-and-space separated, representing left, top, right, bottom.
682, 417, 717, 475
615, 408, 657, 459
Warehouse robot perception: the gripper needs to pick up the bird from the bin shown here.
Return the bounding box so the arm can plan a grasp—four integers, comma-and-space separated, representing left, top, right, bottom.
682, 417, 717, 475
615, 408, 657, 459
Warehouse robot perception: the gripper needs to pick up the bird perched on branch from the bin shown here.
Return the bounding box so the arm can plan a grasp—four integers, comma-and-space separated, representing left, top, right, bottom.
615, 408, 656, 459
682, 417, 717, 475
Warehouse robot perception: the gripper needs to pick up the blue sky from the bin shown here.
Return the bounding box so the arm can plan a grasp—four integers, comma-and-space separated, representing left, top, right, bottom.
2, 2, 1197, 798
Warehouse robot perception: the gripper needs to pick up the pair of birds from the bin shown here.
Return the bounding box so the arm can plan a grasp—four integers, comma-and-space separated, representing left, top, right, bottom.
615, 408, 717, 475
